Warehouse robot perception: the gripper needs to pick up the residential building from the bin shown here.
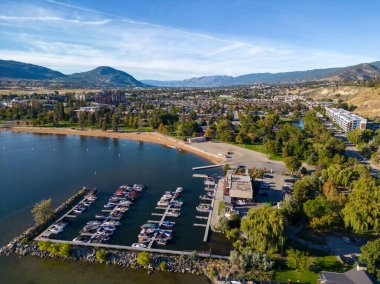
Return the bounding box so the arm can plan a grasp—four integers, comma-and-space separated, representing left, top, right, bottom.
318, 266, 377, 284
325, 108, 367, 132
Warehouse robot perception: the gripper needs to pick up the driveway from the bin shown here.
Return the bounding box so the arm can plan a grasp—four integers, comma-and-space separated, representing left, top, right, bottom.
325, 236, 362, 256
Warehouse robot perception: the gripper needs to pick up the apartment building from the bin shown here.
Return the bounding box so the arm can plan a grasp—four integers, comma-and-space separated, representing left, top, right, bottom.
325, 108, 367, 132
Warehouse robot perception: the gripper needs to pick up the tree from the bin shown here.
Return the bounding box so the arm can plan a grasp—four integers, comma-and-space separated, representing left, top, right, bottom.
101, 118, 108, 132
264, 140, 278, 157
218, 216, 229, 232
112, 113, 119, 132
293, 176, 320, 203
204, 127, 214, 139
159, 261, 167, 271
360, 239, 380, 280
96, 249, 108, 263
342, 177, 380, 233
137, 251, 150, 266
157, 123, 166, 133
286, 248, 310, 271
216, 119, 234, 142
303, 195, 327, 219
279, 194, 301, 224
284, 156, 301, 174
31, 198, 54, 225
240, 207, 286, 253
235, 134, 244, 144
78, 112, 85, 129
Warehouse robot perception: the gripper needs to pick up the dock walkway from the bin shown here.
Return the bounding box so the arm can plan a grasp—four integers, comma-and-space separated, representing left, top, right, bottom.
147, 192, 181, 249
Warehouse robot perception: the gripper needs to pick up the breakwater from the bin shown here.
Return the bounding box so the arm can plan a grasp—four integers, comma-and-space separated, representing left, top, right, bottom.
0, 187, 89, 255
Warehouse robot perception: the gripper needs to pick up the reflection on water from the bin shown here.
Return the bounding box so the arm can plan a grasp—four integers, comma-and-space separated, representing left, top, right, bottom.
0, 255, 208, 284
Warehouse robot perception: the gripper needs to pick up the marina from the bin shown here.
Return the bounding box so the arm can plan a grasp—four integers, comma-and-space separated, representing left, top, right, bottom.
137, 187, 184, 249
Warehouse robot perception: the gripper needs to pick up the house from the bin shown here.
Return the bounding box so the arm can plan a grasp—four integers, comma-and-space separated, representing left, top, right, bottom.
318, 266, 377, 284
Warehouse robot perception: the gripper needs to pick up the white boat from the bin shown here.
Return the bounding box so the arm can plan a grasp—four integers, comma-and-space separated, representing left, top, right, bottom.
132, 243, 147, 248
119, 200, 133, 207
167, 210, 180, 217
175, 187, 183, 193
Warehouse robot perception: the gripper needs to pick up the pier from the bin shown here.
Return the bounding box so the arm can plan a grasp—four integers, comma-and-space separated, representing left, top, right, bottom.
193, 178, 218, 242
192, 164, 226, 170
147, 191, 181, 249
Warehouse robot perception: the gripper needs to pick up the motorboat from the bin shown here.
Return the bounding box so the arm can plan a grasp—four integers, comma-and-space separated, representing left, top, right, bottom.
132, 243, 147, 248
73, 205, 86, 214
162, 221, 175, 227
133, 184, 145, 191
86, 220, 102, 226
166, 210, 180, 217
175, 187, 183, 193
95, 213, 108, 220
200, 194, 213, 201
196, 204, 211, 213
119, 200, 133, 207
103, 220, 121, 226
157, 200, 169, 207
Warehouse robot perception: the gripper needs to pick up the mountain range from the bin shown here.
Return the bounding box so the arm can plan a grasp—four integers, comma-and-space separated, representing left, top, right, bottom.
1, 59, 380, 88
143, 62, 380, 87
0, 60, 146, 88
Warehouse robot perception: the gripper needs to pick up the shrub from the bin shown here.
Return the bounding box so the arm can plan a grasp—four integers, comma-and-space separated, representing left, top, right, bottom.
159, 261, 167, 271
137, 251, 150, 266
96, 249, 108, 263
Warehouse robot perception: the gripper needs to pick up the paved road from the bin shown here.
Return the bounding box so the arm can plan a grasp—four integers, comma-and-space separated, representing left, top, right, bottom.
191, 141, 287, 173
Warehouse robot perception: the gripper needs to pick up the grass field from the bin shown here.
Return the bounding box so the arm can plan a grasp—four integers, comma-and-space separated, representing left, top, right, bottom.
274, 255, 346, 284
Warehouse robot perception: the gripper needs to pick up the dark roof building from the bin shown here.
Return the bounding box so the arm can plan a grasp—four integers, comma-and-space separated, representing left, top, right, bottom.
319, 267, 377, 284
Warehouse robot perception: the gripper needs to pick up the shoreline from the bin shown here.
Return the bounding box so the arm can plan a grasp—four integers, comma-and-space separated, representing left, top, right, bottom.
1, 127, 223, 164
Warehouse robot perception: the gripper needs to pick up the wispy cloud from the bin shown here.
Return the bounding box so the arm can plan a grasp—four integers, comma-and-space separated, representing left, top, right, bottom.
0, 0, 374, 80
0, 15, 110, 25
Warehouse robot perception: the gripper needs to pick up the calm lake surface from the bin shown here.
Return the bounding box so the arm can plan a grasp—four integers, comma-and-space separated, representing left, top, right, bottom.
0, 131, 225, 283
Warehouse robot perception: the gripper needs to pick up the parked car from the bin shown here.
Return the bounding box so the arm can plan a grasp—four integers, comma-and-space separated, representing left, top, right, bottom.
259, 192, 268, 196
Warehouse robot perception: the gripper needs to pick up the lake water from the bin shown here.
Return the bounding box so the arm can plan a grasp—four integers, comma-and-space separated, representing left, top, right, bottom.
0, 131, 226, 283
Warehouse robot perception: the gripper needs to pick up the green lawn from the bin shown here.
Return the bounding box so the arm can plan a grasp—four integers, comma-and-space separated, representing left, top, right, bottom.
274, 269, 318, 284
274, 255, 346, 284
217, 201, 225, 215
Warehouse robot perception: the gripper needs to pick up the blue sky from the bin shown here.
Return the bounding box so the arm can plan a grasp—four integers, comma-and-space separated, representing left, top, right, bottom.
0, 0, 379, 80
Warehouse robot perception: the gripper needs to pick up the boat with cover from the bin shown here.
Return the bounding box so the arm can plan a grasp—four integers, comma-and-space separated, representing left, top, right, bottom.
162, 221, 175, 227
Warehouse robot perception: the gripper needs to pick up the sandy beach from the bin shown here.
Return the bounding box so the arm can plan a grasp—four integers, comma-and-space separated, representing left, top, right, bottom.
1, 127, 223, 164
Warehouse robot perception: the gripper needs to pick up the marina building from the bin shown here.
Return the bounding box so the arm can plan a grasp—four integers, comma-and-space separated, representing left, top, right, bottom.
225, 169, 253, 202
325, 108, 367, 132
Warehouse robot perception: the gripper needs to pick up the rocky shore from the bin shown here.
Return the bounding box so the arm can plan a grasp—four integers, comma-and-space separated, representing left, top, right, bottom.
1, 240, 216, 275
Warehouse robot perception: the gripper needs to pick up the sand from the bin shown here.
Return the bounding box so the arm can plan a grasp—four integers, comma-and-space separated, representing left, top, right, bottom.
1, 127, 222, 164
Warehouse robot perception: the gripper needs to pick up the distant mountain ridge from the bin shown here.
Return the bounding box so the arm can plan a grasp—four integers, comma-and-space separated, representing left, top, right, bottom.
0, 60, 66, 80
69, 66, 146, 87
0, 60, 146, 88
143, 61, 380, 87
0, 59, 380, 88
